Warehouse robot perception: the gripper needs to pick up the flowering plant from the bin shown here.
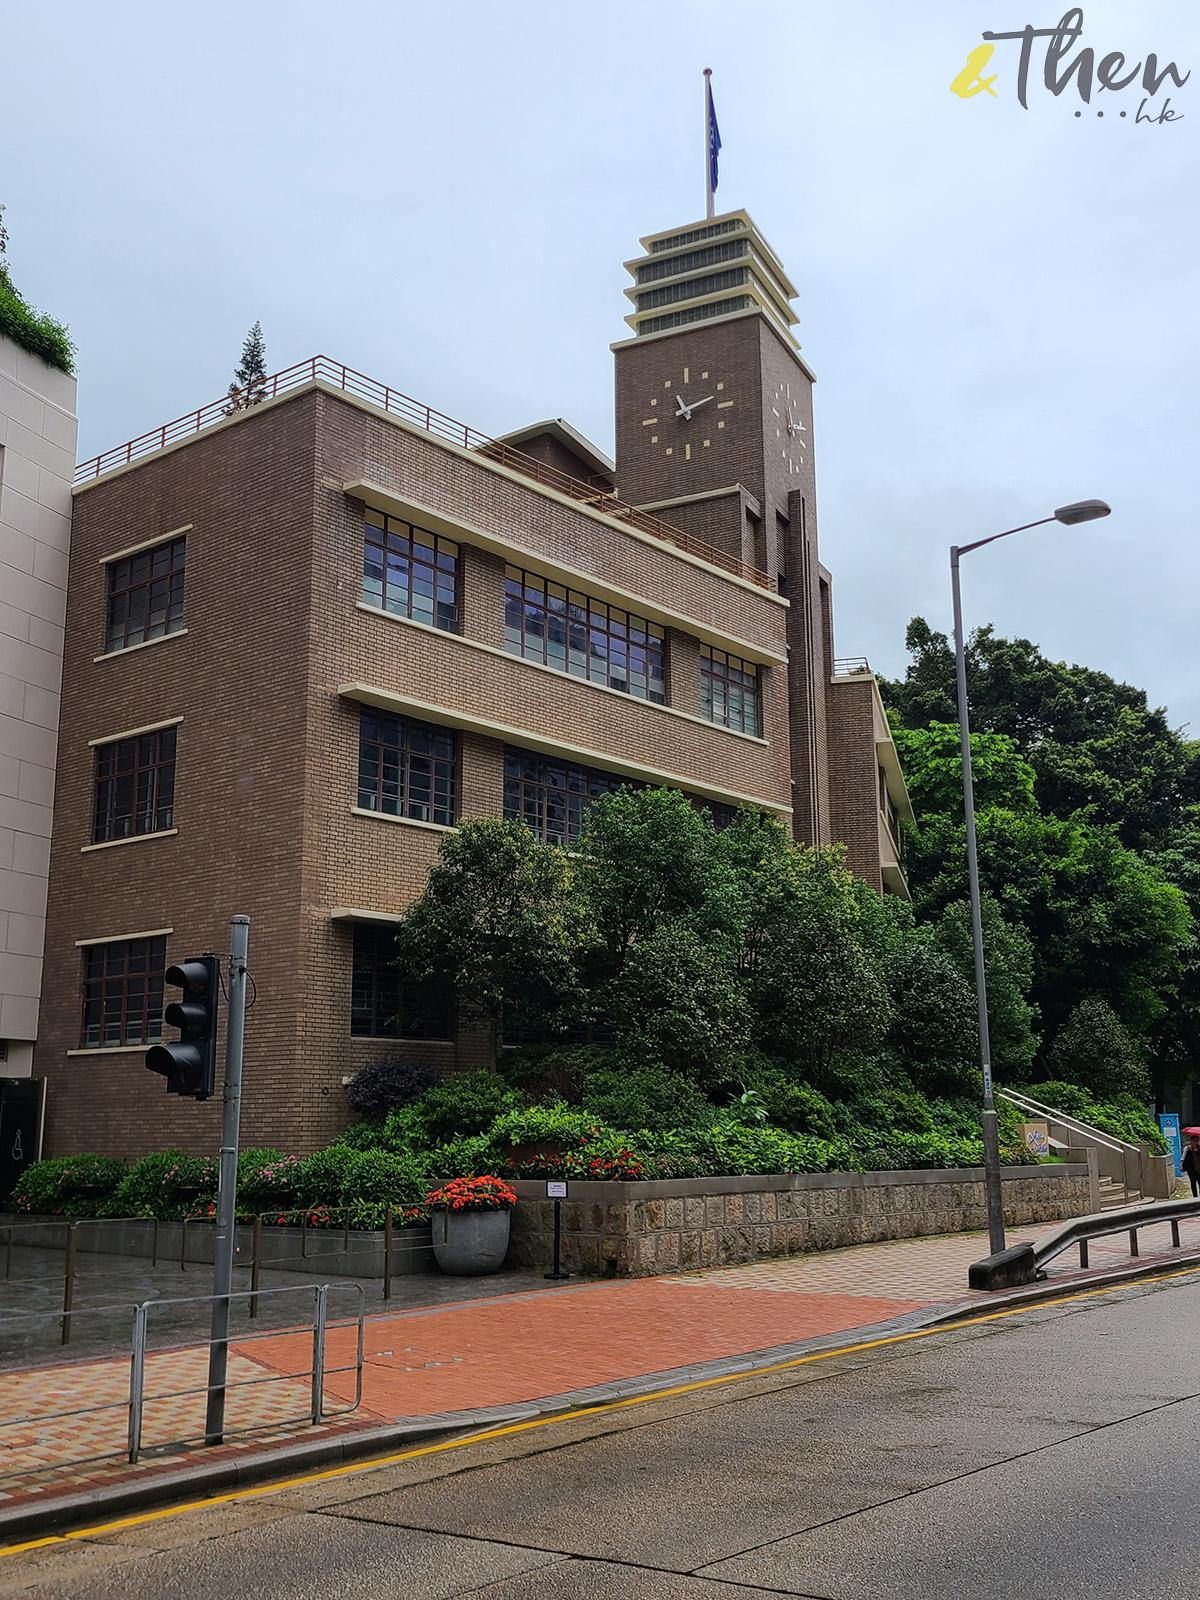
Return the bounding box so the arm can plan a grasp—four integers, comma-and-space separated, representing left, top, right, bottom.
426, 1174, 517, 1212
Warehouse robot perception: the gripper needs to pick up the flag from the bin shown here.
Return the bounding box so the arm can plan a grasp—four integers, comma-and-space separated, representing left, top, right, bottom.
706, 74, 722, 197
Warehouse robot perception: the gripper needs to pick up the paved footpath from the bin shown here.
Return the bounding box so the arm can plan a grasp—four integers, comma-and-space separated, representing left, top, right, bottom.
4, 1213, 1199, 1527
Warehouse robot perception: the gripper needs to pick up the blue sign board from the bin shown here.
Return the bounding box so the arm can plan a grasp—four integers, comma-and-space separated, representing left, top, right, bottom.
1160, 1113, 1182, 1176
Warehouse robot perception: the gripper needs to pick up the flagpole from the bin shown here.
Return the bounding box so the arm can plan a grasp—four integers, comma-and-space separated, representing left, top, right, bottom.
704, 68, 714, 220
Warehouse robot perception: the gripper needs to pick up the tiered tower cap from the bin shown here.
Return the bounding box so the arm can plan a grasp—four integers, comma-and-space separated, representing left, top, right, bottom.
621, 209, 799, 349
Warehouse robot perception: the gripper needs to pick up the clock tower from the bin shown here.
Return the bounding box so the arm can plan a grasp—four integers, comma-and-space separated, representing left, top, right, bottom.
612, 210, 833, 846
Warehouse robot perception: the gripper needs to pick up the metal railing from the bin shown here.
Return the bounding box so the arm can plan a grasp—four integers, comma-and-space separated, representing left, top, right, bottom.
996, 1087, 1149, 1201
832, 656, 872, 676
72, 354, 777, 592
0, 1281, 363, 1484
970, 1196, 1200, 1290
1, 1211, 433, 1342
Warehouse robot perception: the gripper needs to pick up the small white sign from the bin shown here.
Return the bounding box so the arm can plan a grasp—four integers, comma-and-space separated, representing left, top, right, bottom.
546, 1180, 568, 1199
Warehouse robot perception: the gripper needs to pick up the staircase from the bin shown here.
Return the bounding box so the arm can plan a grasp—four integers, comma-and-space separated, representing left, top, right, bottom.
1098, 1174, 1138, 1211
997, 1087, 1173, 1206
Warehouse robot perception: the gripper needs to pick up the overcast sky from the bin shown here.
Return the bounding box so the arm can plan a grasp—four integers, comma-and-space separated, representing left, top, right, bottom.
4, 1, 1197, 732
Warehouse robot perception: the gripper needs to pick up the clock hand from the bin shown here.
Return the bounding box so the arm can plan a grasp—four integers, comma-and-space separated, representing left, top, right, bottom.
674, 394, 691, 419
676, 394, 715, 420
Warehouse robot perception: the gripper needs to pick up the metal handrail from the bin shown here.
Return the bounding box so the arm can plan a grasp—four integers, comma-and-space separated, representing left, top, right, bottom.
969, 1196, 1200, 1290
996, 1087, 1142, 1157
0, 1281, 363, 1485
72, 354, 778, 592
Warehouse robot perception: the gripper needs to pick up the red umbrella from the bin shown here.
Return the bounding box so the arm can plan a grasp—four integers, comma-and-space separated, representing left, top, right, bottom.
1182, 1127, 1200, 1136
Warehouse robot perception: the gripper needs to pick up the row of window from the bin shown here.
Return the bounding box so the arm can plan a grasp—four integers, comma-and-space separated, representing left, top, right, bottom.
101, 516, 761, 735
89, 709, 740, 849
79, 926, 450, 1049
359, 510, 755, 731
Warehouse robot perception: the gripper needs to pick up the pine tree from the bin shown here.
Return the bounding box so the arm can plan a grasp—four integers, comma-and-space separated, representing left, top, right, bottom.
224, 320, 267, 414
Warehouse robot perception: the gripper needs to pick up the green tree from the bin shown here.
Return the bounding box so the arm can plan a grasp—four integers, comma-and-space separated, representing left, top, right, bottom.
605, 922, 750, 1086
907, 808, 1190, 1039
575, 787, 740, 973
883, 618, 1197, 849
930, 897, 1040, 1083
879, 943, 978, 1099
890, 722, 1036, 819
747, 848, 893, 1091
225, 320, 268, 413
1047, 997, 1149, 1100
394, 818, 588, 1065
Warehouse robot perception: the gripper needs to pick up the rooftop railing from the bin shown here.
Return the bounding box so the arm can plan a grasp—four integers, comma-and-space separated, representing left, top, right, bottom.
74, 356, 777, 592
832, 656, 872, 677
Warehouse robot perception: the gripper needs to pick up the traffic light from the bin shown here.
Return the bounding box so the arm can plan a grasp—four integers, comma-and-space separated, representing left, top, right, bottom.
146, 954, 220, 1099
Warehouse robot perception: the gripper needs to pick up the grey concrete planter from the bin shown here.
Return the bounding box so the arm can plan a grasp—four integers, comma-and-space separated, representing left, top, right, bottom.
430, 1207, 511, 1275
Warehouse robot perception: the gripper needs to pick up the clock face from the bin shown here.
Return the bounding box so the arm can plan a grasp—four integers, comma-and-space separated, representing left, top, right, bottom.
770, 379, 808, 477
640, 366, 733, 462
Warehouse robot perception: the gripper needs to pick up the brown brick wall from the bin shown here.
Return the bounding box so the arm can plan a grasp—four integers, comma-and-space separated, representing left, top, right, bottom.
826, 677, 883, 894
37, 394, 322, 1160
37, 385, 794, 1160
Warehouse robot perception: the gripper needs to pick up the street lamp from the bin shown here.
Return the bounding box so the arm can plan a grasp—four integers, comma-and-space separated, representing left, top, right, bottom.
951, 498, 1111, 1256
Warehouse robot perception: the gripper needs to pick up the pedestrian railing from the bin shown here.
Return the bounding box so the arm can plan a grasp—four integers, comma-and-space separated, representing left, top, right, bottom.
0, 1281, 364, 1486
969, 1195, 1200, 1290
996, 1087, 1154, 1201
0, 1211, 433, 1344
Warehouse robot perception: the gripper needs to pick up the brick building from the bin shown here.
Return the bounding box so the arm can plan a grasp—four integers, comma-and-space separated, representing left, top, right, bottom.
36, 210, 910, 1159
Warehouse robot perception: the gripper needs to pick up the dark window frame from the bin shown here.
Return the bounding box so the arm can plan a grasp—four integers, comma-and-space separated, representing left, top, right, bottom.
350, 923, 454, 1040
503, 745, 641, 847
92, 726, 177, 844
700, 644, 760, 736
357, 709, 458, 826
504, 566, 666, 703
362, 510, 459, 632
79, 936, 167, 1049
105, 536, 187, 653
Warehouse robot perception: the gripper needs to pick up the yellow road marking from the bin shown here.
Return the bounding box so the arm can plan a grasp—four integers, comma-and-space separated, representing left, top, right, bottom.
5, 1262, 1199, 1558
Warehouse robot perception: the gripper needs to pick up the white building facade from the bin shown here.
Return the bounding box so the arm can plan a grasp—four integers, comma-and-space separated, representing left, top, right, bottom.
0, 334, 77, 1077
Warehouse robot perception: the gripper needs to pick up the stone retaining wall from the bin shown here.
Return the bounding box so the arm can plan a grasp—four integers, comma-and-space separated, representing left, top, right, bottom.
507, 1165, 1092, 1278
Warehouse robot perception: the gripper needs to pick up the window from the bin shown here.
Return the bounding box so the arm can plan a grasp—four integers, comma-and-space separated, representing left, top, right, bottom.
106, 537, 186, 652
93, 727, 176, 843
504, 567, 665, 703
503, 746, 638, 846
700, 645, 760, 735
80, 936, 167, 1048
357, 709, 457, 825
362, 509, 458, 630
350, 923, 454, 1039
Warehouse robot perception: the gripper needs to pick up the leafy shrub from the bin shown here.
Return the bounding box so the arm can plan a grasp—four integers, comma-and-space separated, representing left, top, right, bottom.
346, 1055, 440, 1120
238, 1152, 302, 1212
745, 1067, 837, 1140
103, 1151, 217, 1218
490, 1101, 594, 1150
497, 1044, 611, 1103
582, 1065, 709, 1131
294, 1145, 426, 1227
0, 270, 75, 373
832, 1087, 935, 1138
12, 1154, 126, 1216
419, 1072, 524, 1144
424, 1132, 498, 1181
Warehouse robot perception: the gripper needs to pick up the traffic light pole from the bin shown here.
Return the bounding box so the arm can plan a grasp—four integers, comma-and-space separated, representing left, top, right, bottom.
204, 915, 250, 1446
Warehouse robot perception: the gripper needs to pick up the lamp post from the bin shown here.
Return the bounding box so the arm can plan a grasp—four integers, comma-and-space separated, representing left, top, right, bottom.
951, 499, 1111, 1256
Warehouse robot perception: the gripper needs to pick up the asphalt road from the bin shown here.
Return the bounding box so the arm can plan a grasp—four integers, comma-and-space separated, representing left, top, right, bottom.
5, 1269, 1200, 1599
